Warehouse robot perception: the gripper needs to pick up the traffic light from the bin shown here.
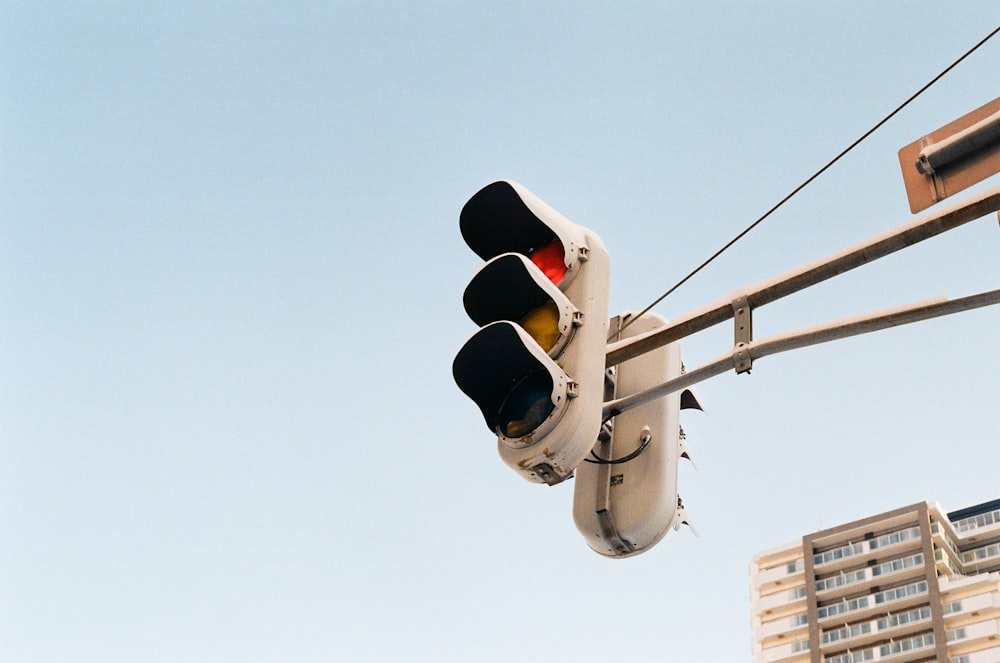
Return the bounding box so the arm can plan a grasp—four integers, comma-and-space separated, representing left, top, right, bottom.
453, 180, 611, 485
573, 312, 703, 557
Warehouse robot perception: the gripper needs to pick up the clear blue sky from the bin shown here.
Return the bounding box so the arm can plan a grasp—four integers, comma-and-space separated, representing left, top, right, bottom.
2, 3, 998, 661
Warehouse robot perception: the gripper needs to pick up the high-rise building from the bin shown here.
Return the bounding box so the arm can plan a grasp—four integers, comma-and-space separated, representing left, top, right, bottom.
750, 498, 1000, 663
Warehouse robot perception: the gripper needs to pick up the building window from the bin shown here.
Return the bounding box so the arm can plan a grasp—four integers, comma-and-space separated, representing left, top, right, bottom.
961, 541, 1000, 564
878, 632, 935, 656
816, 569, 867, 592
934, 527, 961, 558
870, 552, 923, 577
816, 596, 869, 620
868, 526, 921, 550
825, 648, 875, 663
815, 542, 864, 566
821, 621, 872, 645
872, 580, 928, 605
876, 606, 931, 630
953, 507, 1000, 533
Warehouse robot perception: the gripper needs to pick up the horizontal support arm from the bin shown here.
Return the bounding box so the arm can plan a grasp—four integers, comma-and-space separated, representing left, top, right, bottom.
602, 288, 1000, 420
606, 183, 1000, 368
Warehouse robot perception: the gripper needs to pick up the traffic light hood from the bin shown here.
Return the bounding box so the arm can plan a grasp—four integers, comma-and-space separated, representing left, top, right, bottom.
462, 253, 578, 358
452, 321, 569, 442
460, 180, 588, 289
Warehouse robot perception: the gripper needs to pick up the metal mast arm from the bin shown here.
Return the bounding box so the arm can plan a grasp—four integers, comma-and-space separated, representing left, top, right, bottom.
603, 289, 1000, 420
606, 183, 1000, 368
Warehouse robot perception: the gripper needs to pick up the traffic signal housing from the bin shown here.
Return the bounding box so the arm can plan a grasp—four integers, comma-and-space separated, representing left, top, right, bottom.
573, 312, 703, 557
453, 181, 610, 485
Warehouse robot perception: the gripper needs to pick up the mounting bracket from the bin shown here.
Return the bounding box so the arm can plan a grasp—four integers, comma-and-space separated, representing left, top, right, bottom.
731, 294, 753, 374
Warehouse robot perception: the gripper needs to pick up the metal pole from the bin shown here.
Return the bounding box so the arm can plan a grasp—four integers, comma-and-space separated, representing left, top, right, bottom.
916, 109, 1000, 175
603, 289, 1000, 420
606, 183, 1000, 368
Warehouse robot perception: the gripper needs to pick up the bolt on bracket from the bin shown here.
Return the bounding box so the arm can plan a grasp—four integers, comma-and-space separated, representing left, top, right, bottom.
732, 294, 753, 374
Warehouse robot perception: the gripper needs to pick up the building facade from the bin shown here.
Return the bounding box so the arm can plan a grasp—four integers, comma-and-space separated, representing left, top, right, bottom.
750, 499, 1000, 663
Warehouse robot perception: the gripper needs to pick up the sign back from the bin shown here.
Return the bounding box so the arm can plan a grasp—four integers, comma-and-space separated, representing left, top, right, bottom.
899, 96, 1000, 213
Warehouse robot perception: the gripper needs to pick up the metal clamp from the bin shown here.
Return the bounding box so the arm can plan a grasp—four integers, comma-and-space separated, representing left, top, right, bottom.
732, 294, 753, 374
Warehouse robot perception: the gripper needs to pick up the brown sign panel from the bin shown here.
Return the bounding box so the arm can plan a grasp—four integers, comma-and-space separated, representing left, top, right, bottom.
898, 95, 1000, 213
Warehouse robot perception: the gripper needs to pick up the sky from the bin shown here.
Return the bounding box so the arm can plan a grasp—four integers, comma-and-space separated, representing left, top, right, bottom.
2, 3, 998, 662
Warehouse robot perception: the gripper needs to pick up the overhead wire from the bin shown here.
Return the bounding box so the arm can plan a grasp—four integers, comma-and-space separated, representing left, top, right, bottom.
616, 23, 1000, 337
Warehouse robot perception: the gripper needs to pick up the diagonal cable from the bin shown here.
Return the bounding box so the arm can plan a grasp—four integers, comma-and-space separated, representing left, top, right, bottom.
617, 24, 1000, 338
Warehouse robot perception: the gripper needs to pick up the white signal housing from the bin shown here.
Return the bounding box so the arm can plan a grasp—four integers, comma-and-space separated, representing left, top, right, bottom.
573, 312, 703, 557
454, 181, 610, 485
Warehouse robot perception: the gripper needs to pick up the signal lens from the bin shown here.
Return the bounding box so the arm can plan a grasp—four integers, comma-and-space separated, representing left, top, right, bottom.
520, 302, 561, 353
497, 370, 555, 438
529, 241, 567, 285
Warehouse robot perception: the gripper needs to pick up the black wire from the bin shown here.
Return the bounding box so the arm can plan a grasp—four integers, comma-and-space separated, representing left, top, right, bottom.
583, 430, 652, 465
617, 24, 1000, 337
